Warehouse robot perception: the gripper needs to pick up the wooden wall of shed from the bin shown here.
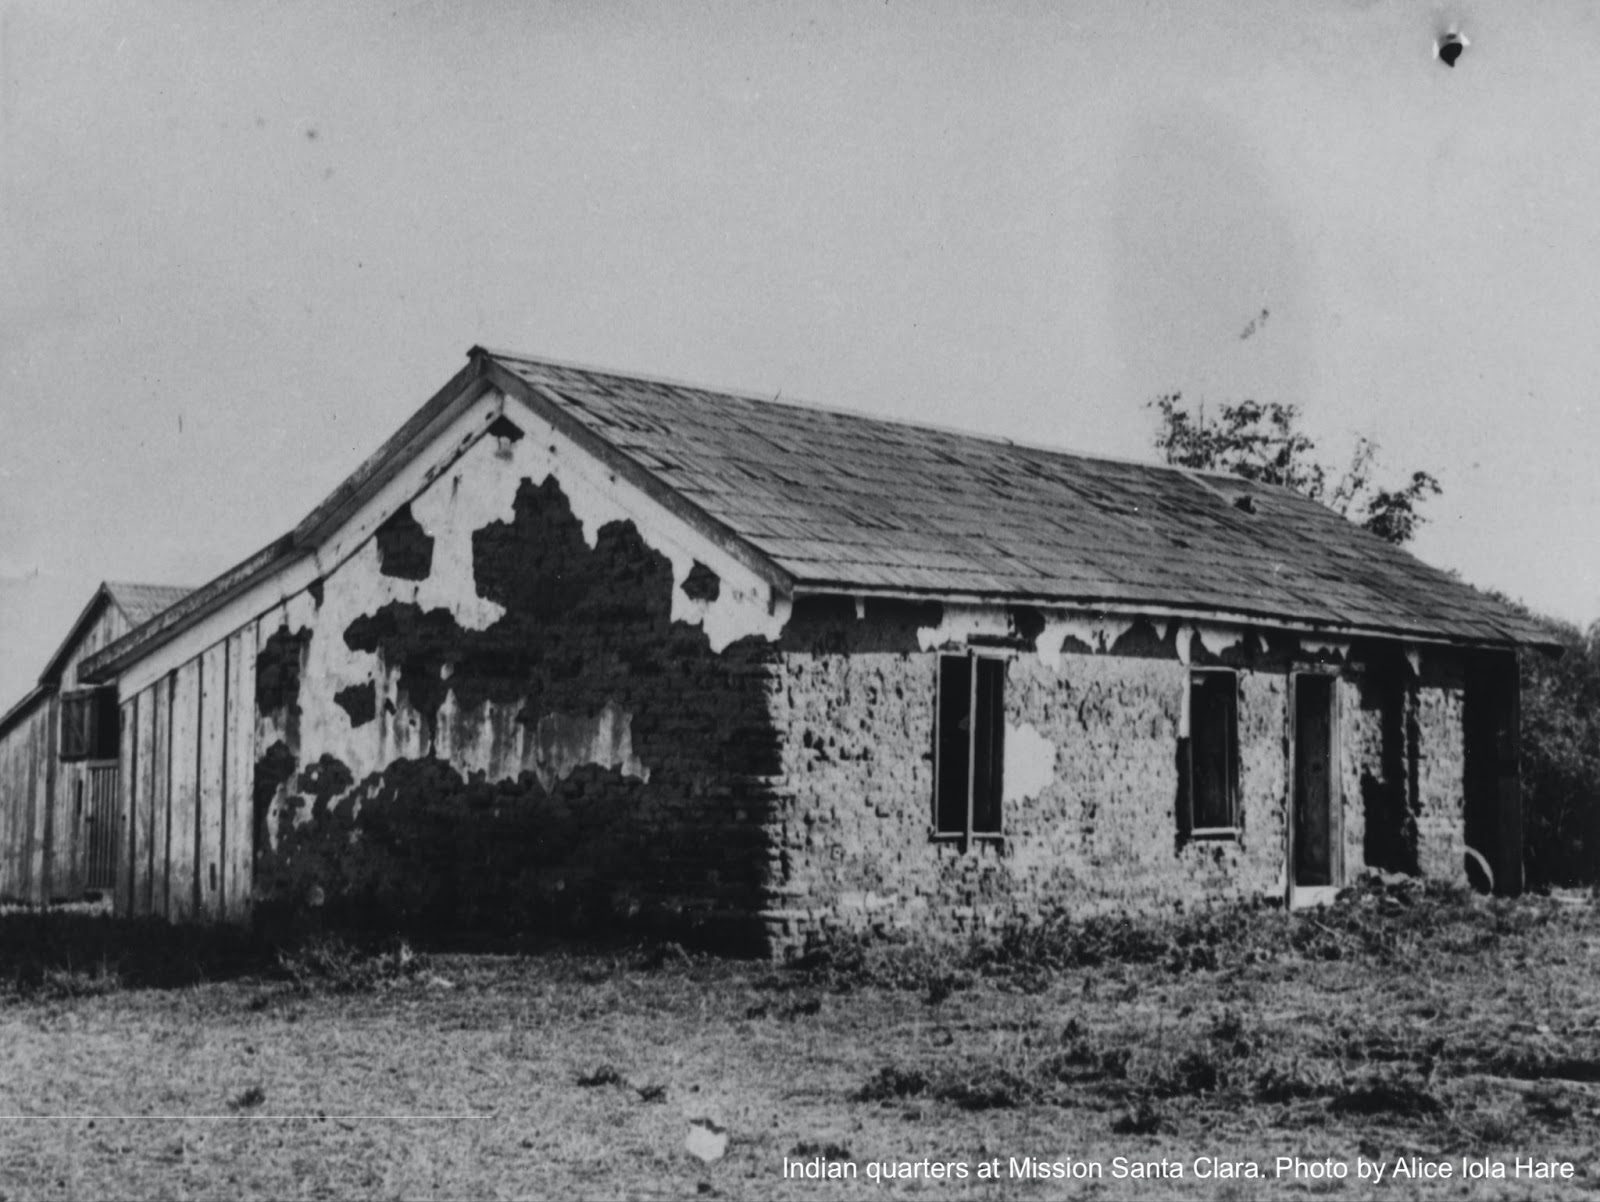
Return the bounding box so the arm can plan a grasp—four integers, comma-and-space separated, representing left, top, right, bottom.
117, 625, 257, 923
58, 604, 131, 687
0, 700, 53, 903
0, 602, 135, 904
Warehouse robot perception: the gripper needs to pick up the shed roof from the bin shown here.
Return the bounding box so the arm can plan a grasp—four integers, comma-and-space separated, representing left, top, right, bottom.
80, 348, 1554, 681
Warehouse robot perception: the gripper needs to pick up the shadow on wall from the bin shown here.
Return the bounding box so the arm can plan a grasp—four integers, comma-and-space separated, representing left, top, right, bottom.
252, 475, 782, 952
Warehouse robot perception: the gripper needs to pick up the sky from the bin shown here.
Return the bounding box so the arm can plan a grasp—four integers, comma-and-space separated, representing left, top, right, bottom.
2, 0, 1598, 710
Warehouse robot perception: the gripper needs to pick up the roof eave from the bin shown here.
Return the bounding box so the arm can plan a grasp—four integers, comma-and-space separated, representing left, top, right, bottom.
80, 535, 303, 684
0, 683, 52, 738
786, 580, 1559, 653
79, 357, 498, 686
36, 584, 115, 687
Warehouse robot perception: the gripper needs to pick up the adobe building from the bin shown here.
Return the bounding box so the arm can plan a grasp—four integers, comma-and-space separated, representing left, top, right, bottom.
5, 348, 1551, 954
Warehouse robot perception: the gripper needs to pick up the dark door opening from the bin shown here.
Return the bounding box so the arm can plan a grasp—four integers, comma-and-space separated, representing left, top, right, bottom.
1464, 651, 1522, 895
1293, 674, 1337, 889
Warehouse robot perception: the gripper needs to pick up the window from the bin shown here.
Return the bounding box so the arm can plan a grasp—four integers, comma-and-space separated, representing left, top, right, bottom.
935, 653, 1005, 839
60, 688, 119, 761
1180, 670, 1238, 836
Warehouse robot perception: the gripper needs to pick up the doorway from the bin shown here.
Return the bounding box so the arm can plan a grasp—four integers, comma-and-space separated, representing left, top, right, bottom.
1290, 673, 1339, 907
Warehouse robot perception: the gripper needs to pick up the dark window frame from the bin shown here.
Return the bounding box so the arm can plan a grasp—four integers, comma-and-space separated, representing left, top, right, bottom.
933, 651, 1007, 844
1180, 668, 1240, 839
59, 687, 119, 762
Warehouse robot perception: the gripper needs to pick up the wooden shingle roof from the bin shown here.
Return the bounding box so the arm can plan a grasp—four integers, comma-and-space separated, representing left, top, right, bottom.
485, 350, 1551, 648
79, 347, 1554, 685
105, 582, 193, 628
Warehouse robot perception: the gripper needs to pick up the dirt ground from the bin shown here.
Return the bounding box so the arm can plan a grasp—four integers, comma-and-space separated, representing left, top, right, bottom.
2, 883, 1599, 1201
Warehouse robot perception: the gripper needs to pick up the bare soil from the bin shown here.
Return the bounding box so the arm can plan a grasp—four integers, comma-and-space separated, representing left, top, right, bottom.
2, 883, 1599, 1200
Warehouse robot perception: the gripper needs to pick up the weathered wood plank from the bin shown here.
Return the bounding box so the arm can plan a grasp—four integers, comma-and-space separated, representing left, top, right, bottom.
115, 698, 136, 914
166, 659, 201, 922
132, 684, 157, 916
197, 642, 227, 922
17, 706, 46, 903
0, 712, 18, 898
223, 625, 256, 922
149, 676, 172, 919
0, 710, 24, 899
55, 764, 84, 900
41, 699, 58, 901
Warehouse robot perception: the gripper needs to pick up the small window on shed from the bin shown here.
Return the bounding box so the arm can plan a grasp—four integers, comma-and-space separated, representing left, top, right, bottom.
1180, 670, 1239, 836
60, 687, 119, 761
934, 653, 1005, 841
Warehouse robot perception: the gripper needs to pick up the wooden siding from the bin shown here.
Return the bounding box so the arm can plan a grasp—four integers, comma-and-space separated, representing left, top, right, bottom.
116, 624, 257, 924
222, 627, 257, 919
197, 642, 227, 920
0, 701, 51, 902
131, 690, 157, 916
0, 599, 133, 903
55, 605, 130, 693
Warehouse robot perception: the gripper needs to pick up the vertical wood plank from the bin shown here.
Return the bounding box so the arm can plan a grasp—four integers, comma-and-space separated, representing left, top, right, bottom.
0, 719, 15, 899
115, 698, 136, 915
166, 659, 201, 922
223, 625, 257, 922
41, 699, 58, 901
149, 676, 172, 919
25, 707, 48, 902
132, 685, 157, 917
197, 643, 227, 922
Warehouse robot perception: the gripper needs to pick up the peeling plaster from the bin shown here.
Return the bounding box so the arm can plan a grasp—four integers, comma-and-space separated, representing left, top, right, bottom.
532, 699, 650, 792
916, 604, 1012, 651
1003, 722, 1057, 804
1301, 638, 1351, 662
1029, 612, 1139, 668
1174, 624, 1194, 666
1194, 622, 1249, 659
272, 394, 795, 801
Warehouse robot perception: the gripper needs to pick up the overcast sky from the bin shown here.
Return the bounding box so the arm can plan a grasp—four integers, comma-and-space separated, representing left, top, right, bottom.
2, 0, 1597, 709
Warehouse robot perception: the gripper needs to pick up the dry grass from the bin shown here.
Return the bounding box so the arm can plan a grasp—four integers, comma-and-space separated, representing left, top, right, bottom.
2, 882, 1599, 1199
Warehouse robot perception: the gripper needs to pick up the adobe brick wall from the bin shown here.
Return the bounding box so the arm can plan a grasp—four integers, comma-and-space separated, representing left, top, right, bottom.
236, 404, 1472, 952
1415, 659, 1470, 884
760, 602, 1470, 956
248, 422, 790, 947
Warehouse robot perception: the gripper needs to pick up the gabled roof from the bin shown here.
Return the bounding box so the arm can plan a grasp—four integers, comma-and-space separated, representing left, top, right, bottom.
482, 350, 1552, 648
80, 347, 1554, 681
105, 582, 193, 629
0, 580, 191, 735
37, 581, 193, 687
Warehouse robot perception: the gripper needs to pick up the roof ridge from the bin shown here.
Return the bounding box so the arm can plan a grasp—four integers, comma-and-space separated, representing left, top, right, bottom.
474, 346, 1288, 491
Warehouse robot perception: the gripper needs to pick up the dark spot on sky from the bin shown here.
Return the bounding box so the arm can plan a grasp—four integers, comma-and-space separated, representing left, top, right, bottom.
305, 127, 319, 141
